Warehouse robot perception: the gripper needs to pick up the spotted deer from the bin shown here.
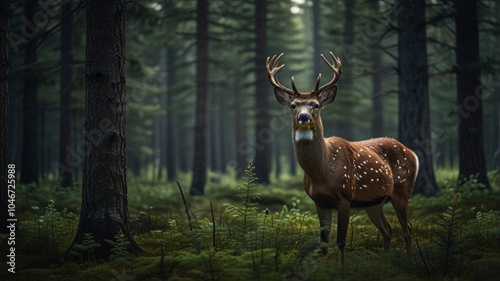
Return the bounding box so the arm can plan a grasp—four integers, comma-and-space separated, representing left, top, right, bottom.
266, 52, 419, 258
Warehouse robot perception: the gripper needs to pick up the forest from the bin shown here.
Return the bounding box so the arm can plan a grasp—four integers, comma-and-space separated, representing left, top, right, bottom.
0, 0, 500, 280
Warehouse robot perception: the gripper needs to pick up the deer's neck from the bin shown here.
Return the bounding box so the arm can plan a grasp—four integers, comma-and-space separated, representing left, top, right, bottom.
292, 122, 330, 180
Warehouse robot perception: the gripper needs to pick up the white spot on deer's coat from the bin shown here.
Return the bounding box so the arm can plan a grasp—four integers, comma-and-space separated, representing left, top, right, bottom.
295, 130, 313, 142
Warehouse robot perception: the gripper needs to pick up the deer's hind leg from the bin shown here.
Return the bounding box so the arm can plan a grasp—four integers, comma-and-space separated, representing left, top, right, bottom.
366, 204, 392, 253
389, 187, 412, 256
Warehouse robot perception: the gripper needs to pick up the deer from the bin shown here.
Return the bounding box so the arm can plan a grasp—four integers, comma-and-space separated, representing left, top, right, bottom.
266, 52, 419, 260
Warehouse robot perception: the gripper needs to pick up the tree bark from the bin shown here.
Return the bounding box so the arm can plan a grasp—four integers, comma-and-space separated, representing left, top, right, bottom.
20, 0, 39, 184
340, 0, 354, 140
0, 0, 11, 234
58, 0, 74, 187
234, 73, 246, 178
454, 0, 490, 189
397, 0, 438, 196
254, 0, 271, 184
67, 0, 141, 259
312, 0, 321, 79
166, 47, 177, 181
370, 0, 383, 137
190, 0, 209, 195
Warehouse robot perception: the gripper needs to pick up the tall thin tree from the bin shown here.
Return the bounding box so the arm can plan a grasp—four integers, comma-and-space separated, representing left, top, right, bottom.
58, 0, 74, 187
312, 0, 321, 78
166, 47, 177, 181
370, 0, 383, 137
340, 0, 354, 140
454, 0, 491, 189
0, 0, 11, 234
190, 0, 209, 195
67, 0, 141, 258
20, 0, 39, 184
397, 0, 438, 195
254, 0, 271, 184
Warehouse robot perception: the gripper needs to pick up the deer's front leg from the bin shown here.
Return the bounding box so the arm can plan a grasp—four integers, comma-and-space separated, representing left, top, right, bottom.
336, 201, 350, 254
316, 205, 332, 255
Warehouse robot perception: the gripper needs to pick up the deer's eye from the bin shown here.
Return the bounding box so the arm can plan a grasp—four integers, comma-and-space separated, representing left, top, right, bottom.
313, 104, 320, 109
291, 104, 297, 110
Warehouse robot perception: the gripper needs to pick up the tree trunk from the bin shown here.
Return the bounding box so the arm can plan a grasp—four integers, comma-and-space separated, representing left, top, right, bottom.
157, 49, 166, 180
289, 145, 296, 175
20, 0, 39, 184
370, 0, 383, 137
234, 73, 246, 178
312, 0, 321, 79
0, 0, 11, 234
190, 0, 209, 195
254, 0, 271, 184
340, 0, 354, 140
58, 0, 74, 187
166, 47, 177, 181
397, 0, 438, 196
67, 0, 141, 259
274, 142, 281, 179
219, 88, 227, 172
209, 91, 220, 171
494, 103, 500, 168
454, 0, 490, 189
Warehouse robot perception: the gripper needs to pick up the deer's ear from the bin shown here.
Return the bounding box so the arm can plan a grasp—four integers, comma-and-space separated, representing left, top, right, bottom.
274, 88, 294, 107
318, 85, 338, 107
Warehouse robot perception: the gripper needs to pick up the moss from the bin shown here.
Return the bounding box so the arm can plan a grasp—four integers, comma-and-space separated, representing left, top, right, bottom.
7, 168, 500, 280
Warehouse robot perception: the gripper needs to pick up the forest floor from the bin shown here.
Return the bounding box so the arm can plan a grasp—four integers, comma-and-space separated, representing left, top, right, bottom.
1, 168, 500, 281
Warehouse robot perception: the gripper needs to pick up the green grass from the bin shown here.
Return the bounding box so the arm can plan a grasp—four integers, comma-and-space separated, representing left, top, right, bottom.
1, 167, 500, 280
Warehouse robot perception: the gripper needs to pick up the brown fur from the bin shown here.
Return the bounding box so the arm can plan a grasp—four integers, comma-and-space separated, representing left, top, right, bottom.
289, 93, 418, 257
267, 53, 418, 257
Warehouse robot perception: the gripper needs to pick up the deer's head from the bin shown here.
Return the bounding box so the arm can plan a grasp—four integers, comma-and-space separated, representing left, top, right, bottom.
267, 52, 342, 142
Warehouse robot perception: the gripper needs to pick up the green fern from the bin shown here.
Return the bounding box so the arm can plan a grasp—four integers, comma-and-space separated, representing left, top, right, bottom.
71, 233, 101, 262
434, 195, 464, 277
105, 231, 134, 261
223, 160, 261, 249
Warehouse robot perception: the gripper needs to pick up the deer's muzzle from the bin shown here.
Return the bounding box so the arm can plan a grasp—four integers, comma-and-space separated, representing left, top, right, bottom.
298, 113, 312, 123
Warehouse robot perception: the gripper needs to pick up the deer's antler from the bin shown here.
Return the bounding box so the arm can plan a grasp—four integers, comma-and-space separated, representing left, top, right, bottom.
266, 53, 299, 95
315, 51, 342, 94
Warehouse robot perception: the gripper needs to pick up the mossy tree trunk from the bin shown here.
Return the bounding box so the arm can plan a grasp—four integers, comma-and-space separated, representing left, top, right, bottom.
58, 0, 74, 187
20, 0, 39, 185
190, 0, 209, 195
397, 0, 438, 196
254, 0, 271, 184
454, 0, 491, 189
67, 0, 141, 259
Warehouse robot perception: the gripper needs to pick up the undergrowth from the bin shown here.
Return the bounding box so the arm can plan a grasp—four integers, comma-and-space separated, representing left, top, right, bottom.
1, 165, 499, 280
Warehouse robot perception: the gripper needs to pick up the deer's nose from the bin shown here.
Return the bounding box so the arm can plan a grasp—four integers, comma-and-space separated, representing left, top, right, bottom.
298, 113, 311, 123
